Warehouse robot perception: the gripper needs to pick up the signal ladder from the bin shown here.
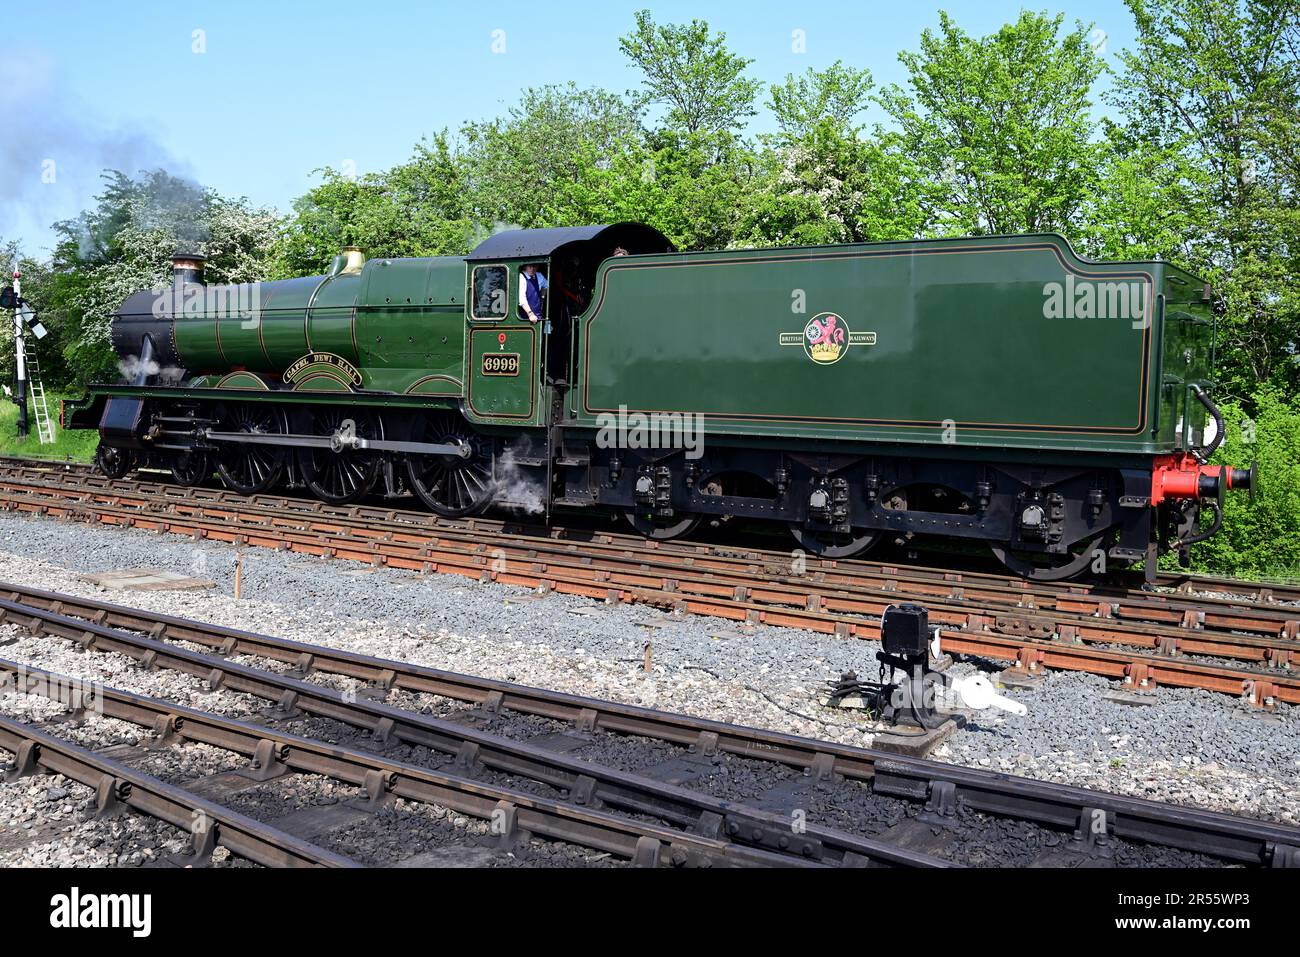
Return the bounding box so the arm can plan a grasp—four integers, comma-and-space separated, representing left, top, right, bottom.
21, 338, 55, 444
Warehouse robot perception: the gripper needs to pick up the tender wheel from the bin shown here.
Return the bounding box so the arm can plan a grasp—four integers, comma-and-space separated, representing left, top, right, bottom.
788, 525, 881, 559
215, 403, 288, 495
94, 444, 134, 480
625, 510, 702, 541
990, 533, 1107, 582
171, 450, 210, 487
405, 414, 495, 517
299, 409, 383, 505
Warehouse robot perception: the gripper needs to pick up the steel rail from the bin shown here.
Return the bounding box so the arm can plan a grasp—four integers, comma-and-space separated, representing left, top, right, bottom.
3, 472, 1297, 654
4, 586, 1299, 865
3, 580, 888, 777
5, 475, 1299, 673
2, 478, 1299, 705
0, 597, 936, 868
5, 459, 1299, 618
1, 658, 810, 869
0, 710, 357, 868
1156, 571, 1300, 604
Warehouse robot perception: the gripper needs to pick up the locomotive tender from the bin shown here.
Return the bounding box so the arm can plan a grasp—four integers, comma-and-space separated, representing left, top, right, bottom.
66, 223, 1253, 581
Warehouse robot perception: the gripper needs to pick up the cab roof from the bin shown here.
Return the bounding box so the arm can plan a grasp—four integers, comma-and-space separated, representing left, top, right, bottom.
466, 223, 673, 261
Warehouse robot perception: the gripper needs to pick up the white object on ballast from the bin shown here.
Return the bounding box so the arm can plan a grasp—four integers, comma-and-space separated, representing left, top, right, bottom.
950, 674, 1029, 716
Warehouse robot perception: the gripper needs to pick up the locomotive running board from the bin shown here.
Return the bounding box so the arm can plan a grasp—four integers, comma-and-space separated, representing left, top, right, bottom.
200, 430, 471, 458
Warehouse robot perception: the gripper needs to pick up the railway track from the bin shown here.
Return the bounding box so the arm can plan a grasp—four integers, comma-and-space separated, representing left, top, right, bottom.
7, 456, 1299, 605
0, 708, 357, 868
1, 588, 1297, 867
0, 594, 932, 868
0, 461, 1296, 707
1, 661, 809, 869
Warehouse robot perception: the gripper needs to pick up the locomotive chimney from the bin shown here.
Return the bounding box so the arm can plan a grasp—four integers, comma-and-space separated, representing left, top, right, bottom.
171, 253, 206, 287
340, 246, 365, 275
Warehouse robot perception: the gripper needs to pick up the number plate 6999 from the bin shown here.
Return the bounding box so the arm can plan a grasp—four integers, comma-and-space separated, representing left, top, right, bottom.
481, 353, 520, 376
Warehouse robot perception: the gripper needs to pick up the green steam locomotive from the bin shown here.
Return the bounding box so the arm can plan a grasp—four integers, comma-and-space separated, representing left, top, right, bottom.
65, 223, 1253, 580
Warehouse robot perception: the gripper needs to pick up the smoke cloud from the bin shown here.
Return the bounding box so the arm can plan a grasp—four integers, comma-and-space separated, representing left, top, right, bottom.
494, 449, 546, 515
466, 220, 526, 250
74, 169, 211, 261
116, 354, 184, 385
0, 50, 195, 255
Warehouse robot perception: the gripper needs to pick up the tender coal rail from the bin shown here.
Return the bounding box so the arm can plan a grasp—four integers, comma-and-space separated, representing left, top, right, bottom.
2, 587, 1297, 867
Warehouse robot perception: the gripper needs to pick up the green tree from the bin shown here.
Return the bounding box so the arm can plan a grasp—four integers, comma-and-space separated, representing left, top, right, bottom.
1192, 387, 1300, 578
1081, 139, 1208, 261
739, 123, 928, 247
619, 10, 762, 135
581, 130, 756, 251
1107, 0, 1300, 399
455, 75, 760, 251
275, 132, 473, 277
767, 61, 875, 138
51, 170, 281, 383
880, 10, 1106, 236
459, 83, 642, 230
749, 61, 926, 247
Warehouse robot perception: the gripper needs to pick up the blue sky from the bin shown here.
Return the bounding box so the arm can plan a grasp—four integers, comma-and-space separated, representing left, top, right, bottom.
3, 0, 1142, 255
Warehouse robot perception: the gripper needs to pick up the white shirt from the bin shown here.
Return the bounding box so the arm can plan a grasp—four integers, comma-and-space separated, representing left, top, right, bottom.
518, 271, 549, 318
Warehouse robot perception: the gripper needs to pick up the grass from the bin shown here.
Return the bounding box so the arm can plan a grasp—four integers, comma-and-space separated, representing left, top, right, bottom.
0, 392, 98, 463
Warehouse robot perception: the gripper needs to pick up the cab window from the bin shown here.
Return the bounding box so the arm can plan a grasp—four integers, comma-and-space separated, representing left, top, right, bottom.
471, 265, 508, 320
517, 265, 548, 321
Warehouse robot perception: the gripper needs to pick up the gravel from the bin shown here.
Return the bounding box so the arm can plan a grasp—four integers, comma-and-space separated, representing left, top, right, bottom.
932, 661, 1300, 825
0, 624, 621, 868
0, 506, 1295, 871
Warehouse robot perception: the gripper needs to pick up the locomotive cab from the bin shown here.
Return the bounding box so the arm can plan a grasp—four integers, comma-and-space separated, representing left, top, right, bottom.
462, 224, 673, 428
